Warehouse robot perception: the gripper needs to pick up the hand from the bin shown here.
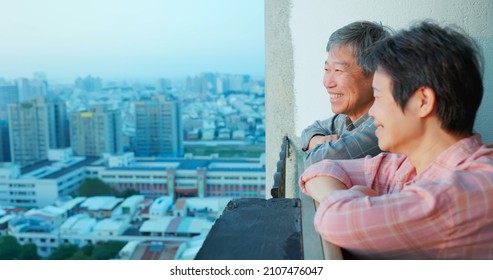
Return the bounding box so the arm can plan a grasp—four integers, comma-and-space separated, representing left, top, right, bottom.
308, 134, 340, 150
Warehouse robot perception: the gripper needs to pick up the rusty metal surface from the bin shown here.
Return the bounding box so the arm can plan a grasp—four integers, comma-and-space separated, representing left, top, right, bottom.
271, 136, 289, 198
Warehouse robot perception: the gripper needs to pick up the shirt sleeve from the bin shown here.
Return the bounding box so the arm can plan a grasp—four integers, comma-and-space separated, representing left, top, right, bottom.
301, 153, 454, 257
302, 120, 381, 167
299, 157, 368, 195
299, 152, 409, 198
300, 117, 337, 151
314, 180, 454, 257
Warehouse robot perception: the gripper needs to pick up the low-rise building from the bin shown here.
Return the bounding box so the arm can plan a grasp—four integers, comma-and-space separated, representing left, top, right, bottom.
79, 196, 123, 219
92, 218, 129, 237
89, 153, 266, 199
139, 216, 214, 238
0, 155, 102, 208
149, 196, 173, 219
174, 197, 231, 219
24, 205, 67, 230
59, 213, 96, 235
1, 151, 265, 208
174, 234, 207, 260
112, 195, 145, 221
119, 240, 181, 260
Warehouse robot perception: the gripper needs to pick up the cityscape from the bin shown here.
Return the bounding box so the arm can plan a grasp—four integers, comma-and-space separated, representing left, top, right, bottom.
0, 72, 265, 259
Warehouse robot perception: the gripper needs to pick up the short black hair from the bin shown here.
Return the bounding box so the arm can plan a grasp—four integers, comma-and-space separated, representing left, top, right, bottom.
362, 21, 484, 135
327, 21, 391, 76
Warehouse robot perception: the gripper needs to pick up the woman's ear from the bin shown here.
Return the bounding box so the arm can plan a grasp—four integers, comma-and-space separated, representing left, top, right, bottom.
416, 86, 436, 118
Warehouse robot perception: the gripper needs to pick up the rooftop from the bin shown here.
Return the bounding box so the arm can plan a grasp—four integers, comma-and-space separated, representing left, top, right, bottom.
18, 157, 101, 180
110, 157, 265, 172
80, 196, 124, 211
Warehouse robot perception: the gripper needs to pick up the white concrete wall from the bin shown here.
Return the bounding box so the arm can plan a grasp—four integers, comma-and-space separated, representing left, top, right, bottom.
290, 0, 493, 142
265, 0, 297, 198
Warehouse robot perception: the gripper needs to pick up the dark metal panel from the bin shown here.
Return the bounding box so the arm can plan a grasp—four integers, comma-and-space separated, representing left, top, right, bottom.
195, 198, 302, 260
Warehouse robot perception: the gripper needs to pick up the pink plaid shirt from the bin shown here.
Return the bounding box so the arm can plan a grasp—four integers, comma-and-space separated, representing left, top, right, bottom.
299, 134, 493, 259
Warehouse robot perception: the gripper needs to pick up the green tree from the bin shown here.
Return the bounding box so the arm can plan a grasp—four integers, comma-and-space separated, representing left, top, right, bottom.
48, 244, 79, 260
115, 188, 139, 198
90, 241, 125, 260
80, 243, 95, 256
78, 178, 114, 197
68, 243, 94, 260
0, 235, 21, 260
18, 243, 41, 260
68, 251, 91, 260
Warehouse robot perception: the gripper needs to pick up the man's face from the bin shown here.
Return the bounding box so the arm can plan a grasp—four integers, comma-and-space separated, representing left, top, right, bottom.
323, 45, 374, 122
369, 69, 420, 154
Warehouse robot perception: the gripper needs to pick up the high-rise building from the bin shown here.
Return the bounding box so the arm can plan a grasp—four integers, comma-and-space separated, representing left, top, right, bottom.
0, 120, 10, 162
7, 96, 69, 167
0, 84, 19, 120
134, 96, 183, 157
227, 74, 250, 92
201, 72, 217, 94
0, 84, 19, 106
69, 104, 123, 157
16, 78, 47, 102
155, 78, 170, 94
74, 76, 103, 92
47, 97, 71, 150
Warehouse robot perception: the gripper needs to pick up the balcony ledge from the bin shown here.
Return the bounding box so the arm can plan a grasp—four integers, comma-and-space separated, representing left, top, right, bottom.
195, 198, 302, 260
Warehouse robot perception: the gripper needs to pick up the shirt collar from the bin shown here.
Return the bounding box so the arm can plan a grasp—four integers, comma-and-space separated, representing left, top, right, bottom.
395, 134, 483, 183
344, 113, 370, 130
434, 134, 483, 168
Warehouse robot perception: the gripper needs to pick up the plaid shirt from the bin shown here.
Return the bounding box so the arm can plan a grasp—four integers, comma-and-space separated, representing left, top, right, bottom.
299, 135, 493, 259
300, 113, 381, 167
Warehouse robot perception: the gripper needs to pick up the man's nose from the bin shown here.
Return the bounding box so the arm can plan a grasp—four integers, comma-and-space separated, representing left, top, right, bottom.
323, 72, 336, 89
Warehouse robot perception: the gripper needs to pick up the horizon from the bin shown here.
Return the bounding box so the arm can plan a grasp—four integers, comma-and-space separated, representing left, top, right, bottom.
1, 72, 265, 86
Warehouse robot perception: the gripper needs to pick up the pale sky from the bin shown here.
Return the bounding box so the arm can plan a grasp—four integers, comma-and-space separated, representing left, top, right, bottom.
0, 0, 264, 81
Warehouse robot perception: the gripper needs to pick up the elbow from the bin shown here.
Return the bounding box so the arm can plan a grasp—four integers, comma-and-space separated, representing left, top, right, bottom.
302, 151, 315, 167
303, 146, 328, 167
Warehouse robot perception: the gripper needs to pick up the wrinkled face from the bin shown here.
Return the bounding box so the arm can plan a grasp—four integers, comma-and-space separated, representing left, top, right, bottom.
369, 69, 420, 154
323, 45, 374, 122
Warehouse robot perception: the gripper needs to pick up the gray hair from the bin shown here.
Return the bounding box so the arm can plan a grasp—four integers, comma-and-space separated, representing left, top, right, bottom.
327, 21, 391, 75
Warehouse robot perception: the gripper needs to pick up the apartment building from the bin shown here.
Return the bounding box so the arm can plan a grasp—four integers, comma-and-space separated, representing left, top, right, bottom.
7, 96, 69, 167
69, 104, 123, 157
134, 96, 183, 157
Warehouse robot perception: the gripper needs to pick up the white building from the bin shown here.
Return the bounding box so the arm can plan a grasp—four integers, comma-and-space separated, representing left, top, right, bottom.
149, 196, 173, 219
24, 205, 67, 230
59, 213, 96, 235
113, 195, 145, 218
175, 234, 207, 260
0, 152, 264, 208
79, 196, 124, 219
139, 216, 214, 238
88, 154, 266, 199
92, 218, 128, 237
0, 156, 102, 208
0, 163, 20, 179
174, 197, 231, 218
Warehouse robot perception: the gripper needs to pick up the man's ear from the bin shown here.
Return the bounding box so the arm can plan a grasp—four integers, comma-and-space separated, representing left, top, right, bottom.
416, 86, 436, 118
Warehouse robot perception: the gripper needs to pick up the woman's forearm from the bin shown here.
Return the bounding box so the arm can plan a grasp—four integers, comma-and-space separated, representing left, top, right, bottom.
305, 176, 348, 203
